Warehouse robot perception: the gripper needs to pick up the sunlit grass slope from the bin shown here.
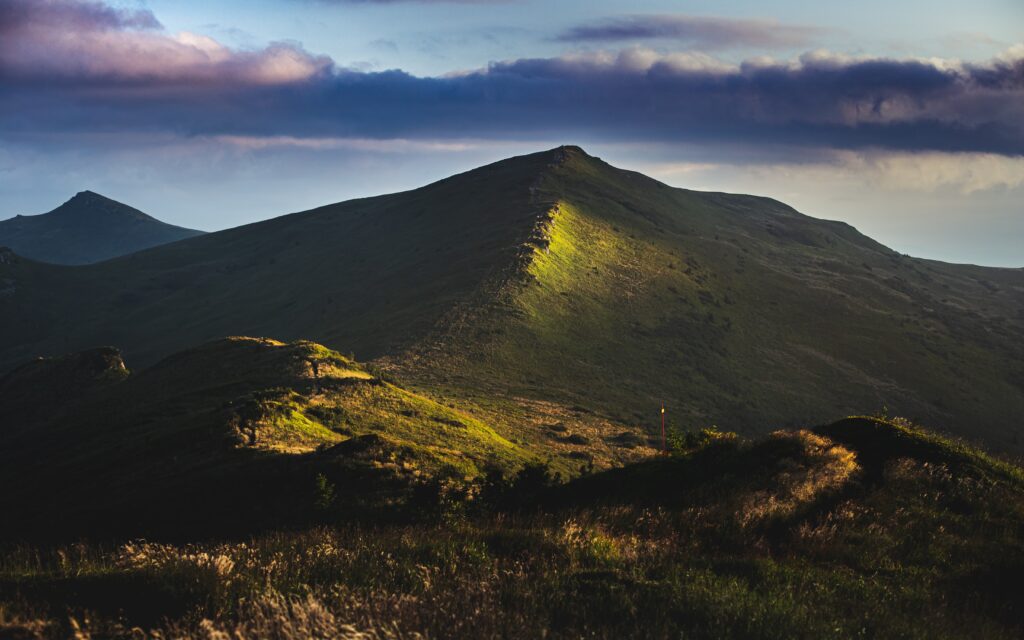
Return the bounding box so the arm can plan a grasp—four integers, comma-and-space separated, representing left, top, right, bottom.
0, 153, 552, 368
0, 337, 532, 537
412, 147, 1024, 453
1, 146, 1022, 452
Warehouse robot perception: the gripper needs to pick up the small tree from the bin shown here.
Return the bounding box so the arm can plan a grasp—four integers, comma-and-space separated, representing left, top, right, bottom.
313, 473, 335, 511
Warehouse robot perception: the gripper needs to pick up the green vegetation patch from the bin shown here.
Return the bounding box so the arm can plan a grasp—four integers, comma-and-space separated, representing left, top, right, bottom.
816, 416, 1024, 486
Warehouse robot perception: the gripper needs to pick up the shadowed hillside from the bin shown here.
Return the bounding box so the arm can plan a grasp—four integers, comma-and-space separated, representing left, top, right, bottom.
414, 147, 1024, 451
1, 147, 1022, 453
0, 191, 204, 265
0, 154, 551, 368
0, 337, 653, 539
0, 338, 531, 538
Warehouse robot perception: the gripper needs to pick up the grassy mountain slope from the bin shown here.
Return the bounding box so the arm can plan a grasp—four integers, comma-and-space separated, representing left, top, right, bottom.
410, 148, 1024, 452
0, 337, 654, 538
0, 346, 129, 427
2, 417, 1022, 638
0, 154, 550, 369
0, 147, 1022, 453
0, 191, 204, 265
0, 338, 534, 537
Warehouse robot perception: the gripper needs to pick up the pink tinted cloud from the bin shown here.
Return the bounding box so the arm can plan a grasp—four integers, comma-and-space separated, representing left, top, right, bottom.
2, 1, 1022, 158
0, 0, 332, 85
0, 0, 162, 33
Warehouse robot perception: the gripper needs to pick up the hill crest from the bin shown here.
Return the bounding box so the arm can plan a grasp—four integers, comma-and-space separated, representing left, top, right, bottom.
0, 190, 205, 265
1, 147, 1022, 454
47, 190, 154, 220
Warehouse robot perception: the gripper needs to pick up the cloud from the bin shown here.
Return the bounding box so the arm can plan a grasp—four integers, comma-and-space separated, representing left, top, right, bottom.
844, 151, 1024, 193
672, 149, 1024, 194
0, 0, 161, 33
0, 0, 332, 84
556, 14, 824, 49
2, 1, 1023, 158
212, 135, 484, 153
304, 0, 510, 4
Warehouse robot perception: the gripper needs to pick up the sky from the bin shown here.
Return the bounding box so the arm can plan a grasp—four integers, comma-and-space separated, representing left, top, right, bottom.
1, 0, 1022, 266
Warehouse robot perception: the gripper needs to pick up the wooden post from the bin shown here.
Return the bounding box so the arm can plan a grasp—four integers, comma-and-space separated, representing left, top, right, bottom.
661, 403, 667, 452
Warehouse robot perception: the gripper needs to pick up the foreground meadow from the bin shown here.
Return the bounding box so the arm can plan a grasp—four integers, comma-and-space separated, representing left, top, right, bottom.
2, 418, 1022, 639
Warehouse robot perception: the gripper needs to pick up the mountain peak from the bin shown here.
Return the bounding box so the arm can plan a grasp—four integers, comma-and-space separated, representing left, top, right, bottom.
54, 190, 152, 220
68, 189, 106, 203
554, 144, 587, 155
547, 145, 591, 163
2, 149, 1022, 460
0, 192, 205, 264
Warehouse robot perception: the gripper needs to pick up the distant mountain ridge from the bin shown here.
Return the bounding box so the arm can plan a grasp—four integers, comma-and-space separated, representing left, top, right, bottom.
1, 147, 1022, 454
0, 191, 204, 264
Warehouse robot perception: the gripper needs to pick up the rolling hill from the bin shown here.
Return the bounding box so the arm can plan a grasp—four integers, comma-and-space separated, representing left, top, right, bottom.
1, 147, 1022, 454
0, 336, 652, 537
0, 190, 204, 265
2, 149, 1024, 637
0, 338, 515, 537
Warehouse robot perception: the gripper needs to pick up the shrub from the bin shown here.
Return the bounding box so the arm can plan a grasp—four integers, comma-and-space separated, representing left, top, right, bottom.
477, 462, 561, 512
668, 425, 738, 454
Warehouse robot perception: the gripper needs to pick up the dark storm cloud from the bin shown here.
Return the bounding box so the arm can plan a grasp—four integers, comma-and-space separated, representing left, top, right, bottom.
2, 1, 1022, 156
556, 15, 823, 49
